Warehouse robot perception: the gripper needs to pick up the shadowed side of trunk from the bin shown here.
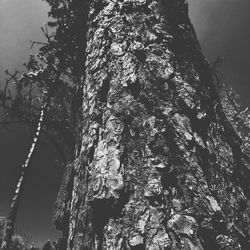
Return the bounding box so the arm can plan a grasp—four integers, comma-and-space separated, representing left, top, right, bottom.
54, 0, 250, 249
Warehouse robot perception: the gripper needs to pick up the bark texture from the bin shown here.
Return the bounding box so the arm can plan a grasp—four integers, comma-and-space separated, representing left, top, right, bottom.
54, 0, 250, 249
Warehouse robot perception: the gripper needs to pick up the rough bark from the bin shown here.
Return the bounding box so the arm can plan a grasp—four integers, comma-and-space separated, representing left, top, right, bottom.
54, 0, 250, 249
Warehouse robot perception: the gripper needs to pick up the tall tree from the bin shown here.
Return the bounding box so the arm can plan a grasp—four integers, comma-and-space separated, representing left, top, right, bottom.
50, 0, 250, 249
1, 91, 49, 250
0, 0, 88, 246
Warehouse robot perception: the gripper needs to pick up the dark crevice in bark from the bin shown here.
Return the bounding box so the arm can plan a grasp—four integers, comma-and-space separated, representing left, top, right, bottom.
121, 2, 151, 16
126, 80, 141, 100
134, 49, 147, 63
195, 145, 212, 185
147, 195, 165, 208
87, 145, 97, 164
87, 126, 100, 165
130, 244, 146, 250
90, 0, 109, 20
139, 95, 154, 114
99, 78, 111, 104
197, 228, 219, 250
178, 99, 210, 141
111, 122, 135, 218
91, 200, 110, 249
211, 212, 227, 235
112, 188, 131, 218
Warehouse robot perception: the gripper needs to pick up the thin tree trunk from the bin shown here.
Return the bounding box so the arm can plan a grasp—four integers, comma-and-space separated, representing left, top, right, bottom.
1, 99, 48, 250
54, 0, 250, 249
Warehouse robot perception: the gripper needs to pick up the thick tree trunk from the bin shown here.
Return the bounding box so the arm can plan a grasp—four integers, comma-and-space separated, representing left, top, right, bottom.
54, 0, 250, 249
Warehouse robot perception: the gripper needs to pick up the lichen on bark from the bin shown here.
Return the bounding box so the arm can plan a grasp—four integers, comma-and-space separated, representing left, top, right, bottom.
54, 0, 250, 249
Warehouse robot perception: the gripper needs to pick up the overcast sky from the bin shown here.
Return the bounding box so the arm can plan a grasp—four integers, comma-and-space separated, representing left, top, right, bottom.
189, 0, 250, 106
0, 0, 250, 246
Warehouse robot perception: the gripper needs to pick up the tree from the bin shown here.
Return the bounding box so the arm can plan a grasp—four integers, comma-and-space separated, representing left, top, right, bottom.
2, 0, 250, 249
1, 95, 48, 250
0, 0, 87, 244
52, 0, 250, 249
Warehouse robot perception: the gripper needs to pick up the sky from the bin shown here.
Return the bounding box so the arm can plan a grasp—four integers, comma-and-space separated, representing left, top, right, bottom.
0, 0, 250, 246
189, 0, 250, 106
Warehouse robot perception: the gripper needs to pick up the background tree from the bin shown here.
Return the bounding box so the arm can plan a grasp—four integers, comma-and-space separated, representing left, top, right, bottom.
0, 0, 88, 246
1, 90, 48, 250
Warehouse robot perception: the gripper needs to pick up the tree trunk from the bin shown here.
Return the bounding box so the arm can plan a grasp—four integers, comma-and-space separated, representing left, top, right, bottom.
1, 98, 48, 250
54, 0, 250, 249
